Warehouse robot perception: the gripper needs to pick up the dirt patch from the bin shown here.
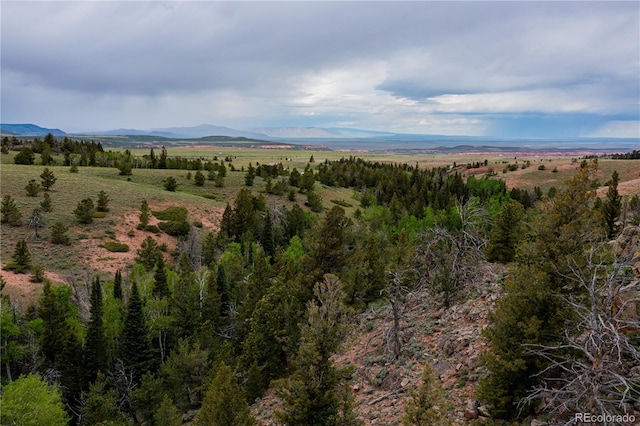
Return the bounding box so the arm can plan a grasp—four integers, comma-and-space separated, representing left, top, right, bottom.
597, 177, 640, 198
0, 264, 66, 309
81, 202, 224, 275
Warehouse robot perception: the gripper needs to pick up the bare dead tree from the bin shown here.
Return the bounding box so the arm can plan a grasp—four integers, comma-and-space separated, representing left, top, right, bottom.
384, 267, 415, 360
522, 247, 640, 422
418, 197, 488, 307
176, 226, 202, 270
27, 208, 46, 240
110, 359, 137, 413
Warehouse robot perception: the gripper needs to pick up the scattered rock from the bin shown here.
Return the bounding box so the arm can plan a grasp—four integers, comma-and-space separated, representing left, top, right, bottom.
478, 405, 491, 417
464, 399, 479, 419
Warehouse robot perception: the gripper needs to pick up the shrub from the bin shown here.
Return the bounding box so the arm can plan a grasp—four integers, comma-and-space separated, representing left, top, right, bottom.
30, 265, 46, 283
103, 241, 130, 252
74, 198, 95, 224
51, 222, 71, 245
164, 176, 178, 191
153, 206, 188, 221
537, 164, 546, 170
158, 220, 190, 236
25, 179, 41, 197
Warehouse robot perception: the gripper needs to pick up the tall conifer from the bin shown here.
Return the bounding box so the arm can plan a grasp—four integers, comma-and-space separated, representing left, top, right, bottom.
121, 282, 153, 383
84, 276, 106, 386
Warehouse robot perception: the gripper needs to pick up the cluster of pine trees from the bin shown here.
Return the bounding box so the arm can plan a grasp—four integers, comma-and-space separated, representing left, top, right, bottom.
1, 153, 638, 424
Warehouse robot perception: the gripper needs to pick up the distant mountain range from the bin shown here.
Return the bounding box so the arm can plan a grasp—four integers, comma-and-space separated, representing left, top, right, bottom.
0, 123, 67, 136
2, 122, 638, 151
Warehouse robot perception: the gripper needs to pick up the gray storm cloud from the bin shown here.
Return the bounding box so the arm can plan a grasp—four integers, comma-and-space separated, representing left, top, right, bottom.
1, 1, 638, 136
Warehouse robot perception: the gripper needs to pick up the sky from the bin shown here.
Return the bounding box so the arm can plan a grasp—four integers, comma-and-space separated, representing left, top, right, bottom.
1, 1, 639, 138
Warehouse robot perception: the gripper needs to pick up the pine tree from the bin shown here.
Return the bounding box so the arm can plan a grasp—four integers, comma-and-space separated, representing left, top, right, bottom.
171, 253, 199, 340
96, 190, 110, 212
402, 363, 452, 426
80, 372, 128, 426
164, 176, 178, 191
40, 167, 57, 191
74, 198, 95, 224
153, 255, 170, 299
478, 161, 606, 418
198, 362, 255, 426
113, 269, 123, 300
11, 239, 31, 273
38, 281, 67, 365
154, 394, 182, 426
25, 179, 41, 197
486, 199, 525, 263
121, 282, 153, 383
260, 210, 275, 260
602, 170, 621, 238
245, 163, 256, 186
136, 236, 160, 270
139, 200, 150, 229
194, 170, 205, 186
276, 275, 359, 426
84, 276, 107, 386
40, 192, 53, 212
1, 195, 22, 226
51, 221, 71, 245
217, 264, 230, 317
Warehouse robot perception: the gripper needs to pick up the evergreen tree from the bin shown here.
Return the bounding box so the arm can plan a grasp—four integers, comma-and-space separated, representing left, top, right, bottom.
602, 170, 621, 238
171, 253, 199, 340
11, 239, 31, 273
164, 176, 178, 191
74, 198, 95, 224
402, 363, 451, 426
40, 167, 57, 191
136, 236, 161, 270
1, 195, 22, 226
139, 199, 150, 229
153, 255, 170, 299
14, 146, 35, 165
96, 190, 110, 212
217, 264, 231, 317
84, 276, 107, 386
478, 162, 605, 419
194, 170, 205, 186
121, 282, 153, 383
50, 221, 71, 245
25, 179, 41, 197
260, 210, 275, 260
245, 163, 256, 186
80, 372, 128, 426
38, 281, 68, 365
276, 275, 359, 426
159, 146, 168, 169
40, 192, 53, 212
113, 269, 123, 300
486, 199, 525, 263
198, 362, 255, 426
241, 280, 302, 388
154, 394, 182, 426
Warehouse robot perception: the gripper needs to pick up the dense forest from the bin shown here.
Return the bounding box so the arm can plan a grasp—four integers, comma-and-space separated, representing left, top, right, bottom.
1, 138, 639, 425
